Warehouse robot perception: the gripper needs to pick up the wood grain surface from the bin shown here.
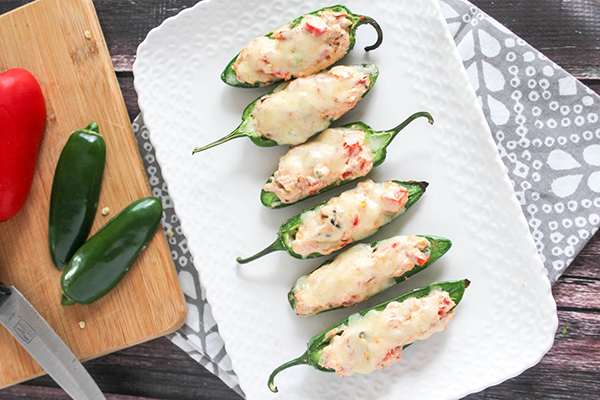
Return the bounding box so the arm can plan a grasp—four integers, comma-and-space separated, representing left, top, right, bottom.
0, 0, 186, 390
0, 0, 599, 399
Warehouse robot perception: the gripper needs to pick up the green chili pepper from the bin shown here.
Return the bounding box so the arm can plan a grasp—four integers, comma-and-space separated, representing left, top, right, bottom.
60, 197, 163, 306
221, 5, 383, 88
289, 235, 452, 317
269, 279, 470, 392
261, 112, 434, 209
193, 64, 379, 154
48, 122, 105, 270
236, 180, 427, 264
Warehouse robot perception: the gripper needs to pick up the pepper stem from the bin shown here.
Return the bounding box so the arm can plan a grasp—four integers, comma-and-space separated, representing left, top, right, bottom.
192, 130, 247, 154
236, 238, 285, 264
80, 122, 102, 137
355, 16, 383, 51
374, 111, 433, 153
61, 293, 76, 306
268, 351, 309, 393
388, 111, 433, 140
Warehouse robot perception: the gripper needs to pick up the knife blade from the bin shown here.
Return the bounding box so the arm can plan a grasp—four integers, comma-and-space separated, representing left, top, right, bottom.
0, 282, 106, 400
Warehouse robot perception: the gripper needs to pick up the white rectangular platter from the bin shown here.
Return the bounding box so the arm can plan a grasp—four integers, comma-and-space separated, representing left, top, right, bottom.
134, 0, 558, 398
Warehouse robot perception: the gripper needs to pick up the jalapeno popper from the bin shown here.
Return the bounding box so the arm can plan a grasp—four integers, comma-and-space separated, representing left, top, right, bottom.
269, 279, 469, 392
290, 235, 452, 317
236, 179, 427, 263
193, 64, 378, 153
222, 5, 383, 88
261, 112, 434, 208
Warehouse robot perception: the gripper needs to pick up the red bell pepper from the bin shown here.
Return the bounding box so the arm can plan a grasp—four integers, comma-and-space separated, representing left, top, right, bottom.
0, 68, 47, 222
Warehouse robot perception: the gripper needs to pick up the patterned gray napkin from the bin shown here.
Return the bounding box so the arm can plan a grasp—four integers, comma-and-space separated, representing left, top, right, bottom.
132, 0, 600, 394
439, 0, 600, 284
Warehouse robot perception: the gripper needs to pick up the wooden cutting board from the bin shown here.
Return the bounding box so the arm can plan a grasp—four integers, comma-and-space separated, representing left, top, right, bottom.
0, 0, 187, 388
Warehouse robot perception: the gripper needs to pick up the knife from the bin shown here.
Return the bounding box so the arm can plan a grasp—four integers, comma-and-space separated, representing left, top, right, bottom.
0, 281, 106, 400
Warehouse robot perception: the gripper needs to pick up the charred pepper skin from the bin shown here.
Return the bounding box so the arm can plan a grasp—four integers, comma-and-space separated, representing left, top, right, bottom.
193, 64, 379, 154
236, 180, 428, 264
288, 235, 452, 316
268, 279, 470, 392
261, 112, 434, 209
221, 5, 383, 88
60, 197, 163, 306
48, 123, 105, 270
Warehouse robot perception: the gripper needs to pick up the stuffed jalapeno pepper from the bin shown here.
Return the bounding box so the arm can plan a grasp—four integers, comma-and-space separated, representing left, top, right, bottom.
290, 234, 452, 317
193, 64, 378, 153
268, 279, 470, 392
261, 112, 433, 208
237, 179, 427, 263
222, 5, 383, 88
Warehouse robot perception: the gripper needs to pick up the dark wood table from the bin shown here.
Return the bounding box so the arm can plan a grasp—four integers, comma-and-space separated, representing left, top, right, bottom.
1, 1, 599, 399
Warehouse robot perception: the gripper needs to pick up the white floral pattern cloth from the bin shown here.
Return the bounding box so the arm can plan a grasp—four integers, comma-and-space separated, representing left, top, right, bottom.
132, 0, 600, 395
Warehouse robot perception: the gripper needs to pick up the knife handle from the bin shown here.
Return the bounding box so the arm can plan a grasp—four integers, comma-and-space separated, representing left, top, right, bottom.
0, 282, 11, 307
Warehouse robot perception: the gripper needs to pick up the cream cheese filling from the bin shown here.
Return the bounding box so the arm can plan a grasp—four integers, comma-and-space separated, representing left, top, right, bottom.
291, 179, 408, 257
263, 127, 373, 204
293, 235, 430, 317
250, 65, 370, 145
233, 10, 352, 84
319, 291, 456, 376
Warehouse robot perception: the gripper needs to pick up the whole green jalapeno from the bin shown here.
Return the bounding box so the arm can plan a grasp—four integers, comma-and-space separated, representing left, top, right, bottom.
193, 64, 379, 154
221, 5, 383, 88
268, 279, 470, 392
48, 122, 105, 270
237, 179, 427, 264
261, 112, 434, 209
60, 197, 163, 306
289, 234, 452, 317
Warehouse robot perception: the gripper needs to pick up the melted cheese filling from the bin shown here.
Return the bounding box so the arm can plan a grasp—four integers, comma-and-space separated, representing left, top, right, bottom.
293, 235, 431, 317
291, 179, 408, 257
233, 10, 352, 84
263, 127, 373, 204
251, 65, 370, 145
319, 291, 456, 377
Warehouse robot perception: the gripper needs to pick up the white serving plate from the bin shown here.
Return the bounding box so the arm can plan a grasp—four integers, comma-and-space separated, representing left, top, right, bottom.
134, 0, 558, 398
